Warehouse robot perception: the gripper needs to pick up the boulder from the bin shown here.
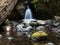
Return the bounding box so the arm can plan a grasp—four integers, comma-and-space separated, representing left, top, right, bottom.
0, 0, 17, 24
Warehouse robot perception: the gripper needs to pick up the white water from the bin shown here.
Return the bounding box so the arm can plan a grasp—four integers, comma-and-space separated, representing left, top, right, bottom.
23, 0, 36, 23
23, 5, 36, 23
24, 5, 33, 19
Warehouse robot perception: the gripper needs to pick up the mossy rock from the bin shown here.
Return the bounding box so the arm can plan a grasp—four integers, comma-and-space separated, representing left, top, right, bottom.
31, 31, 48, 39
29, 21, 38, 26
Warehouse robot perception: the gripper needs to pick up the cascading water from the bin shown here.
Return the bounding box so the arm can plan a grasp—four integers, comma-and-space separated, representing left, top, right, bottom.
24, 5, 33, 19
23, 0, 36, 23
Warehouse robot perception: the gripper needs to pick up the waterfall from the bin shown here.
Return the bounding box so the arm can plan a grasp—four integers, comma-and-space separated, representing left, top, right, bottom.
23, 0, 36, 23
24, 5, 33, 19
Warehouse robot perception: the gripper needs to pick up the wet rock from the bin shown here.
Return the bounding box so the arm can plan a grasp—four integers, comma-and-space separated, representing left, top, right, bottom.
46, 42, 54, 45
55, 16, 60, 21
52, 16, 60, 27
54, 23, 60, 27
16, 24, 24, 32
37, 20, 46, 25
16, 23, 32, 32
29, 21, 38, 26
51, 25, 60, 38
55, 26, 60, 35
7, 37, 14, 42
22, 26, 32, 32
52, 21, 60, 27
46, 19, 53, 25
36, 26, 46, 31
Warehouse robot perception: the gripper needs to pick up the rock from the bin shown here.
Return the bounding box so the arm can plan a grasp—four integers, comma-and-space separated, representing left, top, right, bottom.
17, 32, 23, 36
54, 22, 60, 27
0, 34, 2, 39
6, 32, 10, 36
22, 26, 32, 32
16, 1, 25, 16
25, 32, 31, 38
46, 19, 52, 25
55, 16, 60, 21
16, 23, 32, 32
37, 20, 46, 25
16, 24, 24, 32
31, 31, 48, 39
52, 16, 60, 27
36, 26, 46, 31
10, 21, 18, 26
46, 42, 54, 45
55, 26, 60, 35
5, 26, 11, 32
52, 21, 60, 27
51, 25, 60, 38
30, 21, 38, 26
0, 0, 17, 24
26, 34, 31, 38
7, 37, 14, 42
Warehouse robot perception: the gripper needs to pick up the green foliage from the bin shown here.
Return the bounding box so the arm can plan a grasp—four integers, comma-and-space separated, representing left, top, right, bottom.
5, 19, 10, 25
42, 0, 49, 2
30, 0, 60, 16
31, 0, 39, 4
30, 0, 48, 11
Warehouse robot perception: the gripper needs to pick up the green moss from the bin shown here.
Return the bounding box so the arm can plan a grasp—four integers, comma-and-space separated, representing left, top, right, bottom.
31, 0, 39, 4
30, 22, 38, 26
5, 19, 10, 25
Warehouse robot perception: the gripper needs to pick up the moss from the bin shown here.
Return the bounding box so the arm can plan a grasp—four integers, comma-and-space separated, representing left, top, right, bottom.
32, 31, 48, 39
31, 0, 39, 4
5, 19, 10, 25
29, 22, 38, 26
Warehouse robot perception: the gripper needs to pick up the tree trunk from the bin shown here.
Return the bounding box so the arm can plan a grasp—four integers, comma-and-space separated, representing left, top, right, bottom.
0, 0, 17, 24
